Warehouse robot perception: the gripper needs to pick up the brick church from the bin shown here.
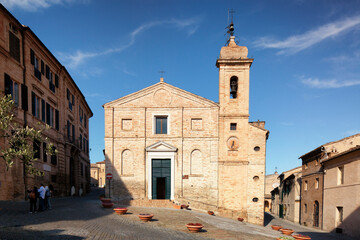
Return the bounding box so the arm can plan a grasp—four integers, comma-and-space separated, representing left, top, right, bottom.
103, 29, 269, 225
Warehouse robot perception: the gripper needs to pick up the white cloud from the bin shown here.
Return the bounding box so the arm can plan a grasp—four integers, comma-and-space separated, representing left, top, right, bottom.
58, 17, 202, 69
255, 15, 360, 55
0, 0, 86, 11
300, 76, 360, 88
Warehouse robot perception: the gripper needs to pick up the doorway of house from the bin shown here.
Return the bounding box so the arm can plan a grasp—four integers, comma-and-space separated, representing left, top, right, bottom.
313, 200, 319, 227
152, 159, 171, 199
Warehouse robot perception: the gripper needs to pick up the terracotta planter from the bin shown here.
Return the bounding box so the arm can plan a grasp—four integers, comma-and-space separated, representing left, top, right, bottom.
173, 205, 182, 209
114, 208, 128, 215
186, 223, 204, 233
293, 234, 311, 240
280, 229, 294, 235
102, 202, 114, 208
181, 204, 189, 209
101, 198, 112, 203
237, 217, 244, 222
208, 211, 214, 215
138, 214, 154, 222
271, 225, 283, 231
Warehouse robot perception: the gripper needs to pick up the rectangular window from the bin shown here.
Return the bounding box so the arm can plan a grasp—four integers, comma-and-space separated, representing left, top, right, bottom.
67, 89, 74, 111
337, 166, 344, 185
81, 163, 84, 176
33, 140, 41, 160
31, 92, 41, 118
191, 118, 202, 130
41, 99, 46, 122
51, 174, 57, 183
50, 146, 57, 165
155, 116, 167, 134
41, 60, 44, 75
43, 142, 47, 162
34, 56, 41, 81
49, 72, 55, 93
67, 120, 71, 140
315, 178, 319, 189
304, 204, 307, 213
80, 134, 83, 149
304, 180, 308, 191
9, 31, 20, 62
84, 114, 87, 128
79, 106, 83, 124
230, 123, 237, 130
14, 83, 19, 106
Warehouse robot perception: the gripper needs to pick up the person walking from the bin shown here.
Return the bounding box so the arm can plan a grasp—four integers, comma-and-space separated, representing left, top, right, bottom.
45, 186, 52, 210
38, 184, 46, 211
28, 187, 37, 213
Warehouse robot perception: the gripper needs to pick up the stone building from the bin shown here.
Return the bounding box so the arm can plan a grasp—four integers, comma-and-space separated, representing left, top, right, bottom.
0, 4, 92, 200
90, 160, 106, 187
103, 33, 269, 225
322, 145, 360, 238
299, 133, 360, 228
271, 167, 302, 224
265, 171, 279, 212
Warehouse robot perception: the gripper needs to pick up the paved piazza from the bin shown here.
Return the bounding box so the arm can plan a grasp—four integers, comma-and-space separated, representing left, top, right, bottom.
0, 188, 352, 240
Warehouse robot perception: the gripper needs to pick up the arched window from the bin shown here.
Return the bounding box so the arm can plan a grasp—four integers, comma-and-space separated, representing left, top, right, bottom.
190, 150, 202, 175
122, 149, 134, 175
230, 76, 238, 99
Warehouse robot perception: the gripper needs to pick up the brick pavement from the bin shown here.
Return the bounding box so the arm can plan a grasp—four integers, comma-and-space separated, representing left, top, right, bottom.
0, 188, 352, 240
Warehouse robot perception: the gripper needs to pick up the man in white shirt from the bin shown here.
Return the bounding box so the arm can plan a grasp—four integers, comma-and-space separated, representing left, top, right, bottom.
38, 184, 46, 211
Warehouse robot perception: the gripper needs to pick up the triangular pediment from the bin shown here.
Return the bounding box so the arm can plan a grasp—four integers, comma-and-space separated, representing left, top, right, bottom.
146, 141, 178, 152
103, 81, 218, 108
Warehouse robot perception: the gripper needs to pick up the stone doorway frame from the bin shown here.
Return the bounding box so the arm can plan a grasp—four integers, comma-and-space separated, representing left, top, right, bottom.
146, 141, 177, 200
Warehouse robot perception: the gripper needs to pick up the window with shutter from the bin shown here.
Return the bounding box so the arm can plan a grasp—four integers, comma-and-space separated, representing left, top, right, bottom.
51, 146, 57, 165
32, 92, 41, 118
33, 140, 41, 160
55, 74, 59, 88
72, 125, 75, 143
9, 31, 20, 62
46, 103, 50, 125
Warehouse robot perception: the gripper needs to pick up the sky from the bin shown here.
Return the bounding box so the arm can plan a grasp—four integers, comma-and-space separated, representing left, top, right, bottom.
2, 0, 360, 175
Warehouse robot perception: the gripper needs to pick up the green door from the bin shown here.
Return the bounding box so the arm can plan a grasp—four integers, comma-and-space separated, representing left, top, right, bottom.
152, 159, 171, 199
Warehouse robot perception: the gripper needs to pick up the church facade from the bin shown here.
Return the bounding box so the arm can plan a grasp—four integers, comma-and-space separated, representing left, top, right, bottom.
103, 36, 269, 225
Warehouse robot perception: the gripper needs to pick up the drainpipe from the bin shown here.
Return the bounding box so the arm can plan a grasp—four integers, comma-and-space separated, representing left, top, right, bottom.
21, 27, 27, 200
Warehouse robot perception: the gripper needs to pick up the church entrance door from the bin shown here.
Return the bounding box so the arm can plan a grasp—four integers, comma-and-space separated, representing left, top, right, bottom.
152, 159, 171, 199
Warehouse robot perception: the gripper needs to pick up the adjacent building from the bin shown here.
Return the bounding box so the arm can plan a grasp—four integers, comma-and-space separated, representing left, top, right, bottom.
103, 33, 269, 224
322, 145, 360, 238
0, 4, 92, 200
90, 160, 106, 187
265, 171, 279, 212
299, 133, 360, 229
270, 166, 302, 224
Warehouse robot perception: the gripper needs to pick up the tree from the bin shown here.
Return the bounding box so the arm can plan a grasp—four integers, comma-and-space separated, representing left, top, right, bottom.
0, 94, 55, 176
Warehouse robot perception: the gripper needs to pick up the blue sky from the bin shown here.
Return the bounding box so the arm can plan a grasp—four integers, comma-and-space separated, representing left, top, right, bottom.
2, 0, 360, 174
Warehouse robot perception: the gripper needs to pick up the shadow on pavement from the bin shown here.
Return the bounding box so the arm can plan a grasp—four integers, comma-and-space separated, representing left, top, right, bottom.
0, 226, 85, 240
264, 212, 274, 227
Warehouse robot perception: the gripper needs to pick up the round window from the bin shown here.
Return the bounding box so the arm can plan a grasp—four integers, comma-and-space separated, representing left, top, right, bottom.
254, 146, 260, 151
252, 197, 259, 202
253, 176, 259, 181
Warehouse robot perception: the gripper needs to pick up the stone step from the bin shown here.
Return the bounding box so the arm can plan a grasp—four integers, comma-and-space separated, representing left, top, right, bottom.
116, 199, 175, 208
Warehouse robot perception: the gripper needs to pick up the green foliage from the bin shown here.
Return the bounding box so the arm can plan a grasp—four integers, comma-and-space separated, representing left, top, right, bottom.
0, 95, 55, 176
278, 236, 295, 240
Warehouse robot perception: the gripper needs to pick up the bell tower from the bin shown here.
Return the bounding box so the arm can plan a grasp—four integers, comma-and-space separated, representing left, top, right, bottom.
216, 19, 265, 225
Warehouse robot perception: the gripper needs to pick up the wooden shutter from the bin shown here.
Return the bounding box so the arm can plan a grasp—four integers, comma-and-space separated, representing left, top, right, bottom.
9, 32, 20, 62
41, 99, 46, 122
31, 91, 36, 116
45, 65, 50, 79
21, 84, 28, 111
43, 142, 47, 162
46, 103, 50, 125
41, 60, 44, 75
30, 49, 35, 65
4, 73, 12, 96
55, 109, 59, 130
